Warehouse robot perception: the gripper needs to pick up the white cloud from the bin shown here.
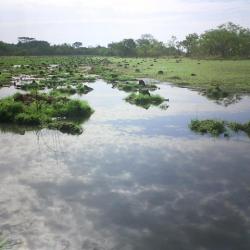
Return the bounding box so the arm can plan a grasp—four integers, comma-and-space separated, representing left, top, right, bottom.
0, 0, 250, 44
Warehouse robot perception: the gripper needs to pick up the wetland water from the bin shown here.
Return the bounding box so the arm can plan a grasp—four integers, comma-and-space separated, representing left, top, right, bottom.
0, 80, 250, 250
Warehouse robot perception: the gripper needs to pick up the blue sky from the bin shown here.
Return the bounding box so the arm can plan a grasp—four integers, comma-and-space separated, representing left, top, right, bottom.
0, 0, 250, 46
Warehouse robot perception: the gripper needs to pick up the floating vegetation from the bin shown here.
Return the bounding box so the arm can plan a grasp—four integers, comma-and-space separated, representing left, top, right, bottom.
115, 81, 157, 93
201, 85, 241, 106
189, 119, 250, 137
48, 121, 83, 135
125, 92, 165, 109
0, 93, 93, 135
189, 119, 226, 136
0, 234, 9, 250
51, 84, 93, 96
228, 121, 250, 137
204, 85, 229, 100
76, 84, 93, 94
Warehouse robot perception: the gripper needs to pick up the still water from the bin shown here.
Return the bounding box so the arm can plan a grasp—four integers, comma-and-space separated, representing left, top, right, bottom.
0, 80, 250, 250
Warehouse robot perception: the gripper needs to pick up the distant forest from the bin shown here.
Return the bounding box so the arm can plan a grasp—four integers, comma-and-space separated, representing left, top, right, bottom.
1, 22, 250, 58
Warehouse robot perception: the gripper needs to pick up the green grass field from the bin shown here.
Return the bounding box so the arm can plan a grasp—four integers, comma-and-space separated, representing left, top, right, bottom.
107, 57, 250, 93
0, 56, 250, 93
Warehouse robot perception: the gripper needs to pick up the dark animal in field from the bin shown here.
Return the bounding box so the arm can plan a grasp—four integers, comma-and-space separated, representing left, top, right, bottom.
138, 80, 146, 86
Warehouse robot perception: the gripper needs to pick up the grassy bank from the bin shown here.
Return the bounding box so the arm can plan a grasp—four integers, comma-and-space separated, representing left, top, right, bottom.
106, 57, 250, 93
1, 56, 250, 94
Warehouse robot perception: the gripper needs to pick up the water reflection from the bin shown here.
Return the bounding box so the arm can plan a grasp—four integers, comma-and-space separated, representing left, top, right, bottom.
0, 80, 250, 250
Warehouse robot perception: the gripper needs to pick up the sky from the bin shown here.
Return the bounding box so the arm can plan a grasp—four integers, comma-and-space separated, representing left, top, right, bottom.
0, 0, 250, 46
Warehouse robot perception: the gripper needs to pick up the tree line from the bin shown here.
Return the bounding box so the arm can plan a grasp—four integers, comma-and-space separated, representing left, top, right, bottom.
0, 22, 249, 58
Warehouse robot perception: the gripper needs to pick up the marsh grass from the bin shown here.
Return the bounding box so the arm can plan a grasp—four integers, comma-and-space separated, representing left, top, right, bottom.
190, 119, 250, 137
0, 93, 93, 134
204, 85, 229, 100
189, 119, 226, 136
2, 56, 249, 93
125, 93, 165, 109
106, 57, 250, 93
0, 236, 7, 250
228, 121, 250, 136
116, 81, 157, 92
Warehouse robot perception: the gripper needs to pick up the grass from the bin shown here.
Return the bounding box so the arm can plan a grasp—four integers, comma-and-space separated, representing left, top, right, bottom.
115, 81, 157, 92
105, 57, 250, 93
125, 92, 165, 109
189, 119, 226, 136
0, 92, 94, 135
48, 121, 83, 135
0, 236, 7, 250
204, 85, 229, 100
228, 121, 250, 136
190, 119, 250, 137
1, 56, 249, 93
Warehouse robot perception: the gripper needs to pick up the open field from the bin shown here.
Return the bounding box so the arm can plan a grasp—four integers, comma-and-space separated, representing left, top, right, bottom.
107, 57, 250, 93
1, 56, 250, 94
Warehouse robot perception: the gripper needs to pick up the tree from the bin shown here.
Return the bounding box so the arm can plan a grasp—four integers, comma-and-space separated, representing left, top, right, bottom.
108, 39, 137, 56
180, 33, 199, 56
199, 22, 250, 57
18, 37, 36, 43
72, 42, 82, 48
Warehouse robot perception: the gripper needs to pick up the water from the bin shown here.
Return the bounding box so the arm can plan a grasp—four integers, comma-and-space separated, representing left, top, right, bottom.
0, 80, 250, 250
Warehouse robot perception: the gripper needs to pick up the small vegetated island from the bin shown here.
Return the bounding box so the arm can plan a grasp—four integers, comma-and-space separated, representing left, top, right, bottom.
0, 92, 93, 135
189, 120, 250, 137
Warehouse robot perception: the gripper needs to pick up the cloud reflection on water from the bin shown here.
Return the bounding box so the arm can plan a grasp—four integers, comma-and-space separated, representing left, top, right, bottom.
1, 80, 250, 249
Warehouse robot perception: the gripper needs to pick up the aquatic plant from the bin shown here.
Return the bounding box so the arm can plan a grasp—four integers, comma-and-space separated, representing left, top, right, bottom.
0, 93, 93, 135
76, 84, 93, 94
228, 121, 250, 137
0, 236, 7, 250
189, 119, 250, 138
204, 85, 229, 100
189, 119, 226, 136
125, 93, 165, 109
116, 81, 157, 92
48, 121, 83, 135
